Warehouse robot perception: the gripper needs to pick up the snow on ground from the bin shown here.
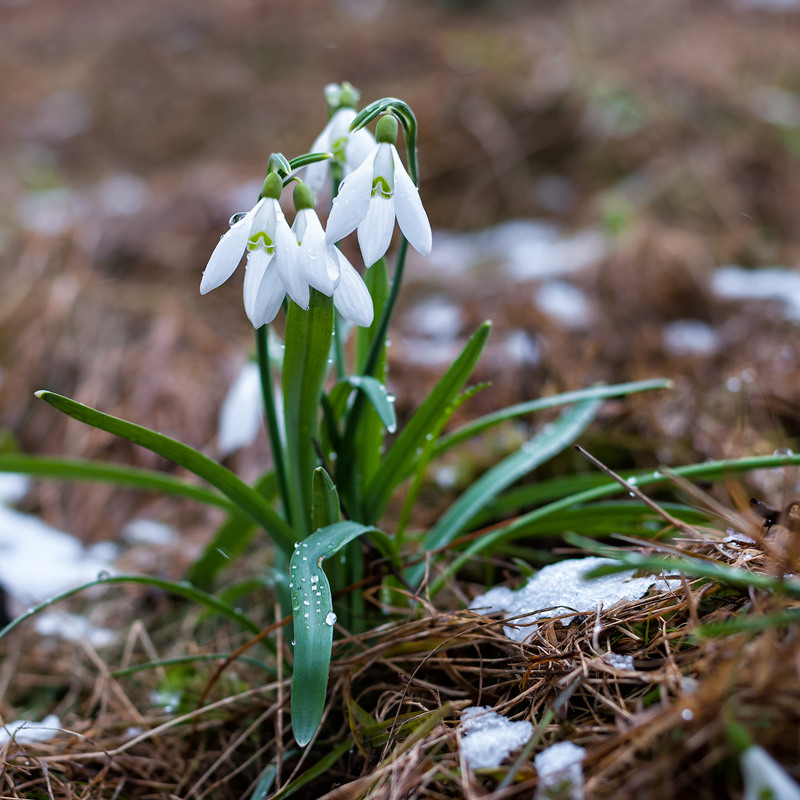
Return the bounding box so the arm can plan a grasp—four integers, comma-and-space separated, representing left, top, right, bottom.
460, 706, 533, 769
470, 556, 678, 644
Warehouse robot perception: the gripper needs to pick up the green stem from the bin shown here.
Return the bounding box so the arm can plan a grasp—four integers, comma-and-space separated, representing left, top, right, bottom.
256, 326, 292, 525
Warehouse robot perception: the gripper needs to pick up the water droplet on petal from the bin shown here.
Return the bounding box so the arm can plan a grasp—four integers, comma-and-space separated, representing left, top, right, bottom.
229, 211, 248, 226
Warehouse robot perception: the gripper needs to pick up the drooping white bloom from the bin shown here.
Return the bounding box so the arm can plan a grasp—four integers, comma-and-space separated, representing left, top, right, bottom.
332, 249, 374, 327
201, 179, 311, 327
740, 744, 800, 800
292, 184, 374, 327
305, 107, 376, 200
218, 360, 263, 456
325, 119, 432, 267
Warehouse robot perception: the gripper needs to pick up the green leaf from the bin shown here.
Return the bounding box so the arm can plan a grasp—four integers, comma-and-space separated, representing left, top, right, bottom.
311, 467, 340, 531
35, 391, 296, 555
363, 321, 491, 523
289, 152, 332, 171
0, 453, 234, 511
282, 291, 335, 537
340, 376, 397, 433
0, 574, 263, 644
290, 521, 390, 745
416, 397, 600, 590
444, 452, 800, 581
434, 379, 671, 456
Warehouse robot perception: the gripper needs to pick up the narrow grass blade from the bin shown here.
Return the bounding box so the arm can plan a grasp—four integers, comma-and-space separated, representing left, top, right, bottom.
290, 521, 389, 745
434, 379, 671, 456
35, 391, 297, 555
414, 398, 600, 589
0, 574, 263, 644
443, 452, 800, 585
186, 472, 277, 587
268, 738, 352, 799
311, 467, 340, 531
363, 321, 491, 523
0, 453, 233, 511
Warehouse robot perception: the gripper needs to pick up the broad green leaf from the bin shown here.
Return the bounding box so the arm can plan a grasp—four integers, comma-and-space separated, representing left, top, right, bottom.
282, 292, 334, 537
339, 376, 397, 433
0, 453, 234, 511
363, 321, 491, 523
186, 471, 277, 588
434, 379, 671, 457
35, 391, 296, 555
311, 467, 340, 531
290, 521, 391, 745
413, 397, 600, 589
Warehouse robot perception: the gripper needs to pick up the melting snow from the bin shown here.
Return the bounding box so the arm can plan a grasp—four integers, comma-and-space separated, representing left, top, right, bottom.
471, 557, 677, 643
34, 611, 116, 648
427, 220, 606, 279
662, 320, 720, 356
711, 265, 800, 321
534, 281, 593, 329
461, 706, 533, 769
0, 474, 116, 608
602, 652, 635, 670
535, 741, 587, 800
0, 714, 61, 746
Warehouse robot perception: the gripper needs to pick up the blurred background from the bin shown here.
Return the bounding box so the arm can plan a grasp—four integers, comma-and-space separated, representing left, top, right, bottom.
2, 0, 800, 551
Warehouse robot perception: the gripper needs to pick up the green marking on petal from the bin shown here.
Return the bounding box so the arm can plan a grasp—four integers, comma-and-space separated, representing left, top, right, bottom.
371, 176, 392, 199
332, 135, 348, 164
248, 232, 275, 253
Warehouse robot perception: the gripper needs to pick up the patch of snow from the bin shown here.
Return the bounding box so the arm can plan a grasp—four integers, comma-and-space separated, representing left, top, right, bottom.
426, 221, 606, 279
602, 652, 635, 670
0, 474, 30, 506
730, 0, 800, 10
750, 86, 800, 127
400, 337, 464, 367
34, 610, 116, 648
218, 360, 263, 456
497, 329, 541, 367
535, 741, 587, 800
470, 557, 678, 644
662, 320, 720, 356
534, 281, 593, 329
122, 518, 178, 546
0, 714, 61, 745
0, 504, 116, 607
711, 266, 800, 321
461, 706, 533, 769
405, 297, 463, 340
95, 174, 150, 217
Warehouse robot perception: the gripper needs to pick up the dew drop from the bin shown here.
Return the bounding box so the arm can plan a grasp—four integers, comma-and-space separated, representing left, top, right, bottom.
773, 447, 794, 457
325, 611, 337, 626
97, 570, 111, 580
229, 211, 248, 226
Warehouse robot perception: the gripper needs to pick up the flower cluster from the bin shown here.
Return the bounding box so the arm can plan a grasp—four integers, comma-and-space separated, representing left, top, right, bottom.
200, 102, 431, 329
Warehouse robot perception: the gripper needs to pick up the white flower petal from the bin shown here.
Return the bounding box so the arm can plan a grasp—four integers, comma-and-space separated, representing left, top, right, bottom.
325, 146, 378, 245
345, 127, 377, 175
274, 212, 309, 308
305, 125, 333, 199
391, 147, 432, 256
251, 260, 287, 327
358, 194, 395, 267
333, 251, 374, 327
294, 209, 339, 295
218, 361, 263, 456
243, 247, 272, 321
200, 203, 260, 294
741, 745, 800, 800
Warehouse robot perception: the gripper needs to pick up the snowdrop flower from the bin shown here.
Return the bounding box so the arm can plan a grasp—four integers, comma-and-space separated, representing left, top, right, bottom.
325, 114, 432, 267
740, 744, 800, 800
305, 106, 375, 201
201, 173, 309, 327
217, 360, 263, 457
292, 181, 374, 327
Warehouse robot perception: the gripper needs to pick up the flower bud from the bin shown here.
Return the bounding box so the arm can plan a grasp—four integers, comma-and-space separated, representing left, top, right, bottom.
375, 114, 399, 144
261, 172, 283, 200
293, 181, 315, 212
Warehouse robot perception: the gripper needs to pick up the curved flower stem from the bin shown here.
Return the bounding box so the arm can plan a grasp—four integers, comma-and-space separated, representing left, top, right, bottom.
256, 325, 292, 526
